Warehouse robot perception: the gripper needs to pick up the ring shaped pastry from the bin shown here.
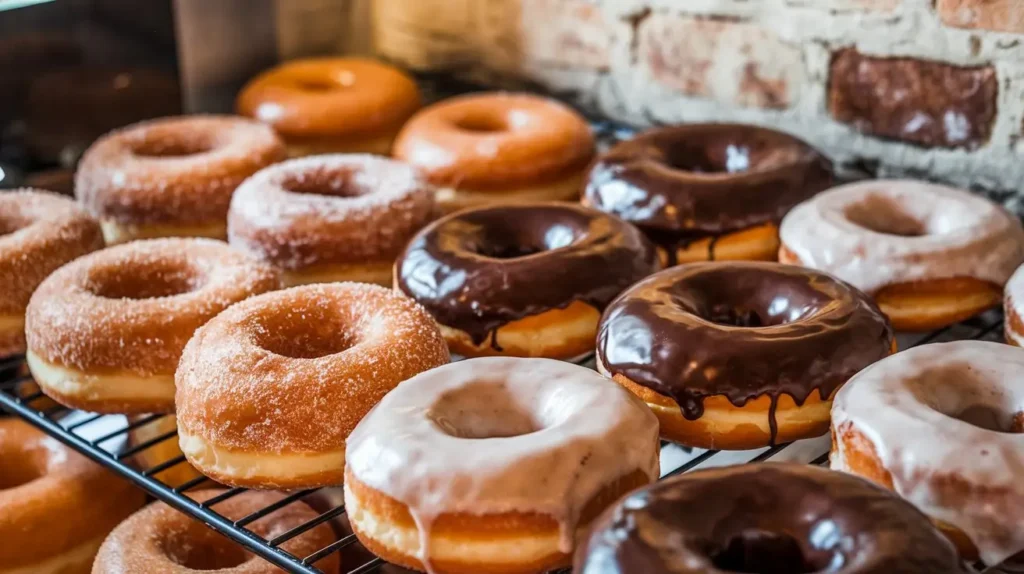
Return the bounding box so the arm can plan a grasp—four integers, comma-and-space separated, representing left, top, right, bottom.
175, 283, 450, 489
832, 340, 1024, 563
24, 238, 280, 414
229, 154, 435, 287
780, 179, 1024, 331
345, 357, 660, 574
75, 115, 285, 244
0, 419, 144, 574
575, 463, 963, 574
394, 92, 595, 213
396, 203, 658, 359
584, 124, 832, 266
597, 261, 894, 449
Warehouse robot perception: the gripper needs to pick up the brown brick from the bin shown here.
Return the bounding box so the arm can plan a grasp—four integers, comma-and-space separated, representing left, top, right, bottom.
519, 0, 611, 70
936, 0, 1024, 34
828, 49, 997, 149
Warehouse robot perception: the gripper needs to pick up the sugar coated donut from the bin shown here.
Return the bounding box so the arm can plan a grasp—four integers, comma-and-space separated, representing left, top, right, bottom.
0, 419, 144, 574
176, 282, 449, 489
575, 463, 963, 574
393, 92, 595, 213
237, 57, 421, 156
832, 340, 1024, 563
396, 203, 659, 359
25, 238, 280, 414
345, 357, 660, 574
584, 124, 833, 266
0, 189, 103, 359
229, 154, 435, 287
1004, 263, 1024, 346
92, 489, 340, 574
75, 115, 286, 244
597, 261, 894, 449
780, 179, 1024, 331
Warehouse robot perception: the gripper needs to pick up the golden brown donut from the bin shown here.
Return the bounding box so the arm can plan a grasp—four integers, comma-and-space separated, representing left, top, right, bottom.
24, 238, 280, 414
237, 57, 421, 157
127, 415, 205, 488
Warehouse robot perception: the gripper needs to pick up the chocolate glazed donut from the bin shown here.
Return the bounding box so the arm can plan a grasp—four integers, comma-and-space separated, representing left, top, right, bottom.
574, 463, 965, 574
584, 124, 832, 265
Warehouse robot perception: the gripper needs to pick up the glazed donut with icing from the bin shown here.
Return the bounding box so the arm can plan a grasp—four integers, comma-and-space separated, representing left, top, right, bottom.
1004, 263, 1024, 346
394, 92, 595, 213
597, 261, 894, 449
832, 340, 1024, 563
175, 283, 449, 489
345, 357, 660, 574
780, 179, 1024, 331
25, 238, 280, 414
229, 154, 435, 286
75, 115, 286, 244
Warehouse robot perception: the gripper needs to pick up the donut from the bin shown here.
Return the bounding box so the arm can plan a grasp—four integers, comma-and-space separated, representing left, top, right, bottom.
831, 340, 1024, 563
583, 124, 833, 266
24, 238, 280, 414
75, 115, 286, 244
0, 419, 144, 574
92, 489, 340, 574
175, 282, 449, 489
597, 261, 894, 449
127, 415, 204, 488
237, 57, 421, 156
0, 190, 104, 359
395, 202, 659, 359
228, 154, 435, 287
393, 92, 595, 213
575, 463, 963, 573
780, 179, 1024, 331
1005, 263, 1024, 346
344, 357, 660, 574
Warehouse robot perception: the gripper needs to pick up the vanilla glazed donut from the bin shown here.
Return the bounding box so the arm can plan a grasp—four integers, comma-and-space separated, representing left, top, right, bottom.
780, 179, 1024, 331
1004, 263, 1024, 346
175, 282, 449, 489
0, 189, 103, 359
75, 115, 286, 244
0, 419, 144, 574
24, 238, 280, 414
345, 357, 660, 574
228, 154, 435, 287
92, 489, 340, 574
393, 92, 595, 213
395, 202, 659, 359
832, 341, 1024, 563
597, 261, 894, 449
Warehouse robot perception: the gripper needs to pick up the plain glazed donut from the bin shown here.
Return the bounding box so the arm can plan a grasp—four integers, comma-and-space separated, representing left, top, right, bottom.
831, 341, 1024, 563
575, 463, 963, 574
0, 189, 104, 359
175, 282, 449, 489
1004, 263, 1024, 346
597, 261, 894, 449
75, 115, 286, 244
0, 419, 144, 574
92, 489, 340, 574
345, 357, 660, 574
393, 92, 595, 213
780, 179, 1024, 331
395, 203, 659, 359
24, 238, 280, 414
583, 124, 833, 266
237, 57, 421, 156
228, 154, 435, 287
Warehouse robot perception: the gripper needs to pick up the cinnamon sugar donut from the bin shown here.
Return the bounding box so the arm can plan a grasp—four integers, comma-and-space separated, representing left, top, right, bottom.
175, 283, 449, 489
0, 190, 103, 359
25, 238, 280, 414
228, 154, 435, 286
394, 92, 595, 213
75, 115, 286, 244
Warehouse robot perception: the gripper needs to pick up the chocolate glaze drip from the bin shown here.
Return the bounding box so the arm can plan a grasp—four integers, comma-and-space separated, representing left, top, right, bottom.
596, 262, 893, 444
396, 203, 659, 346
574, 464, 965, 574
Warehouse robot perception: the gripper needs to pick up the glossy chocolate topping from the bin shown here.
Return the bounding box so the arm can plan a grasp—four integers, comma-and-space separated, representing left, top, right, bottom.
574, 463, 964, 574
597, 262, 892, 443
396, 203, 659, 348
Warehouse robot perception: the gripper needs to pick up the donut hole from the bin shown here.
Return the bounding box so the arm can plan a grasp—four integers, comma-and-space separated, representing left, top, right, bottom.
951, 404, 1024, 433
428, 381, 543, 439
844, 194, 927, 237
709, 530, 829, 574
87, 262, 201, 300
161, 529, 250, 570
251, 307, 359, 359
0, 455, 43, 491
673, 268, 832, 328
280, 169, 367, 198
909, 363, 1024, 433
132, 134, 213, 158
0, 216, 30, 237
665, 144, 751, 174
453, 112, 508, 133
470, 221, 580, 259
